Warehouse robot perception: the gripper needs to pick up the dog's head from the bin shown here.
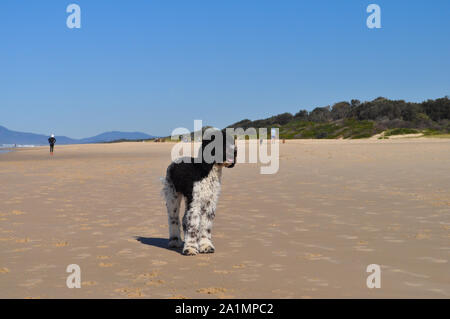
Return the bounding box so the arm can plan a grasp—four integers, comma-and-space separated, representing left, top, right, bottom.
200, 129, 237, 168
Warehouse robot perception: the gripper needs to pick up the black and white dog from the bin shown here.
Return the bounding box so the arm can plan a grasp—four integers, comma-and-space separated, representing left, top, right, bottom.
163, 130, 237, 255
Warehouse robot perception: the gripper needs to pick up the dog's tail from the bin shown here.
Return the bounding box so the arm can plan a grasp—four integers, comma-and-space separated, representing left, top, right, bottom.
160, 171, 177, 202
160, 176, 169, 199
160, 163, 171, 199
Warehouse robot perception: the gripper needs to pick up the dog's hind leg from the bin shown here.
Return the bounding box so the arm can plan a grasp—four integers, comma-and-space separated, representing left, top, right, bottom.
163, 179, 183, 248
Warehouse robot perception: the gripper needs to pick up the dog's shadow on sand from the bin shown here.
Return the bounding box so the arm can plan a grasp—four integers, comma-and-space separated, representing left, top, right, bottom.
135, 236, 183, 254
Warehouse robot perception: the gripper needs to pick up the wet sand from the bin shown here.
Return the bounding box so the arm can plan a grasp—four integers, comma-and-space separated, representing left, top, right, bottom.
0, 139, 449, 298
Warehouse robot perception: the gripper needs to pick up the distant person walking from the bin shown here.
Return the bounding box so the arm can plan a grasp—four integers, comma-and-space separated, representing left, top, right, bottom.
48, 134, 56, 155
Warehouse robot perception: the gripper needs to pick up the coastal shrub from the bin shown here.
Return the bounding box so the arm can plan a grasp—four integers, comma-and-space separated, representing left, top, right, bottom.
226, 96, 450, 139
384, 128, 420, 136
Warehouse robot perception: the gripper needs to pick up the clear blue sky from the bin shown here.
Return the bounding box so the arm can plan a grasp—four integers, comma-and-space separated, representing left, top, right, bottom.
0, 0, 449, 138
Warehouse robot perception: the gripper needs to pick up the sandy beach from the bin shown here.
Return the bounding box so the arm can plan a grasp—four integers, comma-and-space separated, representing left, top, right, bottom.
0, 138, 449, 298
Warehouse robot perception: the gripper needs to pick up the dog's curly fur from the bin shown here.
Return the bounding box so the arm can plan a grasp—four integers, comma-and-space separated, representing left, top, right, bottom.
163, 130, 236, 255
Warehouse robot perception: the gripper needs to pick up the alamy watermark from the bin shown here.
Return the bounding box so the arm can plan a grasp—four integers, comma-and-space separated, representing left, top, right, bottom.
366, 264, 381, 288
170, 120, 279, 174
64, 4, 382, 30
66, 264, 81, 288
66, 4, 81, 29
366, 4, 381, 29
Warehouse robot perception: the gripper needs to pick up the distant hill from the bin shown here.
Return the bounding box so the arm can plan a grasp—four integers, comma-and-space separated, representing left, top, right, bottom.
226, 96, 450, 139
78, 131, 155, 144
0, 126, 155, 145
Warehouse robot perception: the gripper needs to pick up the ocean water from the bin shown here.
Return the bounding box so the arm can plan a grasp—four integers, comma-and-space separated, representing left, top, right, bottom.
0, 145, 13, 154
0, 144, 39, 148
0, 144, 39, 154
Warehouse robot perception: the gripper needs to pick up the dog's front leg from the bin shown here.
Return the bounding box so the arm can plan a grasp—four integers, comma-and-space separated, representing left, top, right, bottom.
198, 208, 215, 253
182, 205, 200, 256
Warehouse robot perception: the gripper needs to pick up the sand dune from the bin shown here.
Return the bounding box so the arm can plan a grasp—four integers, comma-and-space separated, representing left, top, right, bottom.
0, 138, 449, 298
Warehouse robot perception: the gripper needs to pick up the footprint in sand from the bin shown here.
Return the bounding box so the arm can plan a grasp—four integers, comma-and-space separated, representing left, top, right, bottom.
338, 235, 358, 240
214, 270, 232, 274
19, 279, 43, 288
360, 226, 380, 232
306, 277, 329, 287
197, 262, 209, 267
197, 287, 228, 295
116, 269, 133, 277
146, 279, 165, 286
418, 257, 448, 264
273, 250, 288, 257
70, 247, 89, 252
427, 288, 450, 296
54, 241, 69, 247
16, 238, 31, 243
354, 246, 374, 252
242, 261, 264, 268
12, 248, 32, 254
238, 273, 261, 282
74, 253, 91, 259
385, 239, 405, 243
0, 267, 10, 274
404, 282, 423, 287
151, 260, 168, 266
117, 248, 133, 255
27, 264, 57, 272
389, 269, 429, 279
232, 264, 246, 269
82, 281, 98, 286
304, 253, 323, 261
135, 271, 159, 281
101, 223, 118, 227
415, 233, 431, 240
96, 255, 110, 260
271, 288, 292, 297
114, 287, 145, 297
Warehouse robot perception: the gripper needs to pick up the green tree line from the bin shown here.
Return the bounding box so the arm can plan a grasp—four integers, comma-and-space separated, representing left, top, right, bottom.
227, 96, 450, 139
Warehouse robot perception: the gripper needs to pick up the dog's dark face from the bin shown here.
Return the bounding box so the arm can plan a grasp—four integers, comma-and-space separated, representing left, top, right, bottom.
200, 130, 237, 168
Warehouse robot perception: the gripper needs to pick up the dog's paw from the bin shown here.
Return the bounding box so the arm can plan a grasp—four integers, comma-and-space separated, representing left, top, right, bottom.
182, 246, 199, 256
199, 242, 215, 254
168, 237, 183, 248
